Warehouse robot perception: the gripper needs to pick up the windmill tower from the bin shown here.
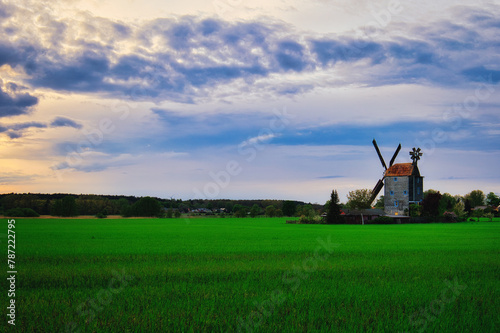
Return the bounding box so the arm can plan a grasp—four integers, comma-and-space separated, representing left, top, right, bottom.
369, 140, 424, 215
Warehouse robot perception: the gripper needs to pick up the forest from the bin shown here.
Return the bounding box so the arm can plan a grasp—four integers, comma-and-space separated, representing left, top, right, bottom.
0, 193, 320, 218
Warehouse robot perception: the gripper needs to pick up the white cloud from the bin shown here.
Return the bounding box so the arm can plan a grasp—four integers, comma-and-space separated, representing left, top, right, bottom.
240, 133, 277, 147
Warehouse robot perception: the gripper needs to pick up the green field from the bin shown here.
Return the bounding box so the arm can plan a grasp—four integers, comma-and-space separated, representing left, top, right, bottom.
5, 218, 499, 332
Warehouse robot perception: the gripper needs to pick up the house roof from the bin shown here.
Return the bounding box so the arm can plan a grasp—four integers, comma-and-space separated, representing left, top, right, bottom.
385, 163, 415, 177
343, 208, 385, 216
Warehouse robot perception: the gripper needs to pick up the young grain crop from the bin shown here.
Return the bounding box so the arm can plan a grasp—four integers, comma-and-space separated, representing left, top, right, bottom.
11, 218, 499, 332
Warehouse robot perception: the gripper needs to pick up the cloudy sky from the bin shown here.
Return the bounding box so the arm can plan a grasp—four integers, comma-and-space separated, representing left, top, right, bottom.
1, 0, 499, 203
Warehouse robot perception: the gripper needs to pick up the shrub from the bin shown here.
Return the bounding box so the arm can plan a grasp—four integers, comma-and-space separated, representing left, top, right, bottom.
368, 216, 394, 224
5, 208, 40, 217
443, 211, 457, 222
96, 212, 107, 219
298, 215, 324, 224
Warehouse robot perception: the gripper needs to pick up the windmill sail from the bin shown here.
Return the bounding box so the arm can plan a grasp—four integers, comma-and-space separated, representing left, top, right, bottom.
389, 144, 401, 167
369, 178, 384, 205
372, 139, 387, 170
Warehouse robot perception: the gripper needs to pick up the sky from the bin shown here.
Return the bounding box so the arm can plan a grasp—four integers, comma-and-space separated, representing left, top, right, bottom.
0, 0, 499, 204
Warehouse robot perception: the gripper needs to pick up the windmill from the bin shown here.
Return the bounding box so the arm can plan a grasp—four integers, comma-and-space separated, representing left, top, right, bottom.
368, 139, 401, 205
369, 139, 424, 215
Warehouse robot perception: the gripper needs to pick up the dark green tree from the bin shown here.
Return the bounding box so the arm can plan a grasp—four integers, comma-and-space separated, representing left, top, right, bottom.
438, 193, 456, 215
265, 205, 276, 217
234, 208, 247, 218
282, 201, 297, 216
298, 204, 314, 218
422, 192, 442, 217
250, 204, 261, 217
486, 192, 500, 206
464, 199, 472, 216
52, 196, 78, 217
326, 189, 344, 224
465, 190, 485, 208
130, 197, 162, 217
409, 203, 422, 217
374, 196, 384, 209
472, 208, 484, 219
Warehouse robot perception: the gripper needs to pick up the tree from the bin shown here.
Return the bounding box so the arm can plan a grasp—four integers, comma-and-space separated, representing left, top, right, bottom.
326, 189, 344, 224
374, 196, 384, 209
130, 197, 162, 217
116, 198, 131, 216
265, 205, 276, 217
346, 189, 372, 210
465, 190, 485, 208
453, 201, 466, 219
422, 191, 442, 217
52, 196, 78, 217
464, 199, 472, 216
282, 201, 297, 217
486, 192, 500, 207
298, 204, 315, 218
233, 204, 247, 218
5, 208, 40, 217
472, 208, 484, 219
250, 204, 261, 217
424, 189, 439, 198
438, 193, 456, 216
409, 203, 422, 217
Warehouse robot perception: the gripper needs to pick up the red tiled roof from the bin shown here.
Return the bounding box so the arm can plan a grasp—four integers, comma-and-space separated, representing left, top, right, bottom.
385, 163, 414, 177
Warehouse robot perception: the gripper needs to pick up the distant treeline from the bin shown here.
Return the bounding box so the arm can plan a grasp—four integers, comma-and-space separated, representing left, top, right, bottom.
0, 193, 322, 218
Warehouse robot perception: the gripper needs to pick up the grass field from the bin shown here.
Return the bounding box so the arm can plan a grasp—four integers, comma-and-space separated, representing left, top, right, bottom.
5, 218, 499, 332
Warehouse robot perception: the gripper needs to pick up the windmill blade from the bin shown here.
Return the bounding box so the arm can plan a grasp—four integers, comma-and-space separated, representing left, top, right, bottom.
372, 139, 387, 170
369, 179, 384, 204
389, 143, 402, 167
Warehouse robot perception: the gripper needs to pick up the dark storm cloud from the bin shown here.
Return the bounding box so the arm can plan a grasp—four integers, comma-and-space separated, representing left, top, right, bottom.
10, 121, 46, 130
310, 38, 385, 65
461, 66, 500, 84
0, 83, 38, 117
275, 40, 310, 71
29, 51, 112, 92
0, 120, 47, 139
50, 116, 83, 129
0, 42, 37, 68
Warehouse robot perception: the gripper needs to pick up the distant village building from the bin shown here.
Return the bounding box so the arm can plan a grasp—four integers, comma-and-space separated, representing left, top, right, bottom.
342, 208, 384, 224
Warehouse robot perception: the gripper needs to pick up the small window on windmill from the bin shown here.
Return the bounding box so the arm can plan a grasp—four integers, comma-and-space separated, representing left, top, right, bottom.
390, 191, 394, 196
394, 200, 399, 207
404, 190, 408, 195
394, 177, 398, 181
417, 178, 420, 183
417, 188, 420, 195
